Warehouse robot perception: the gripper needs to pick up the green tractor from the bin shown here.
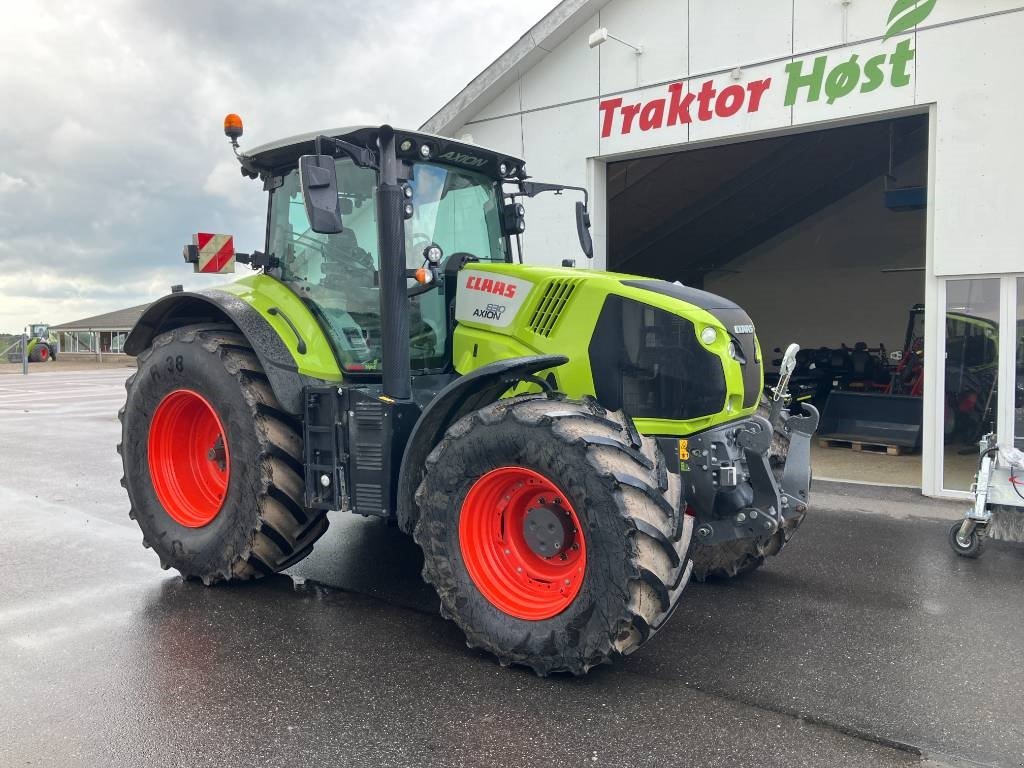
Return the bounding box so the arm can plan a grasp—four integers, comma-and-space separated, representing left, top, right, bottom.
119, 118, 817, 675
7, 324, 58, 363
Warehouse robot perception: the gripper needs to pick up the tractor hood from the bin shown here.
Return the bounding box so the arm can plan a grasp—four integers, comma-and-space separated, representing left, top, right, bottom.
451, 264, 764, 436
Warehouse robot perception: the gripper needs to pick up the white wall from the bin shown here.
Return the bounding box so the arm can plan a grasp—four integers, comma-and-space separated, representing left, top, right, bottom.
705, 157, 926, 358
449, 0, 1024, 277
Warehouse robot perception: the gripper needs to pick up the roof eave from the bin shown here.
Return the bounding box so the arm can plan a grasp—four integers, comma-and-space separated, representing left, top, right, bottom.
420, 0, 611, 136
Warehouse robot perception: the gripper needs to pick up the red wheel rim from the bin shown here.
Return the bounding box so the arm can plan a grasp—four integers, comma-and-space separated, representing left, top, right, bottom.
147, 389, 230, 528
38, 346, 48, 361
459, 467, 587, 621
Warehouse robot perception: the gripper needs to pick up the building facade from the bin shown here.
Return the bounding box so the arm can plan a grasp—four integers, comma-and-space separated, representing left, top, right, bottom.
423, 0, 1024, 498
51, 304, 150, 359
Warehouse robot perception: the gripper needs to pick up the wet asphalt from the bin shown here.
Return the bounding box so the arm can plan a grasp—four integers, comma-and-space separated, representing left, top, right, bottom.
1, 368, 1022, 768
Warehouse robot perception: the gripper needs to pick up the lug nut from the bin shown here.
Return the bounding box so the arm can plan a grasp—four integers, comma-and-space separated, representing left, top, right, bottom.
735, 512, 747, 523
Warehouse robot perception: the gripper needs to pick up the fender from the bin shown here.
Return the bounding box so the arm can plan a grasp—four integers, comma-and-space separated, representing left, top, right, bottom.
124, 289, 315, 414
395, 354, 569, 534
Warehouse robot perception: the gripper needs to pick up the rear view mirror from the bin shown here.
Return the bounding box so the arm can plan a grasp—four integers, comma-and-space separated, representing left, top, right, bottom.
575, 201, 593, 260
298, 155, 343, 234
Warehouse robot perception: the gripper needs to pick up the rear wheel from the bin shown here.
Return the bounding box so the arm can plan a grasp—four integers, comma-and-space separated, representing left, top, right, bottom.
414, 395, 692, 676
118, 324, 328, 583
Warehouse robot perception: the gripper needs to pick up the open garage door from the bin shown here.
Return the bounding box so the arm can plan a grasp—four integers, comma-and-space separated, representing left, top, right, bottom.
606, 114, 936, 487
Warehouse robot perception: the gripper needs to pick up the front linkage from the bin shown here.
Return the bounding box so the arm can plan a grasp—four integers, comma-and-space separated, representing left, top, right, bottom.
665, 345, 820, 580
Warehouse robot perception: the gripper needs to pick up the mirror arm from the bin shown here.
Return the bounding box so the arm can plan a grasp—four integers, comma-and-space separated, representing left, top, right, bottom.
236, 251, 280, 271
515, 181, 589, 208
314, 135, 379, 170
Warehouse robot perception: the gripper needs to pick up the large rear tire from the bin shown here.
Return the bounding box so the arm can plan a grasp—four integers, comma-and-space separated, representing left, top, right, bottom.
118, 324, 327, 584
690, 399, 794, 582
414, 395, 692, 676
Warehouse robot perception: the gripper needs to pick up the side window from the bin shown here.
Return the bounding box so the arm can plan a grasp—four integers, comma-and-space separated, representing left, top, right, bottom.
268, 162, 384, 372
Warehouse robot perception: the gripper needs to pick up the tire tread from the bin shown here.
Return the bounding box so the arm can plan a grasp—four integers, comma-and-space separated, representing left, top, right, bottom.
118, 324, 327, 584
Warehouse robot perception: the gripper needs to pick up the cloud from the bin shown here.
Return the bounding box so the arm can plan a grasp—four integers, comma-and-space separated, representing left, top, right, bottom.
0, 0, 558, 333
0, 173, 27, 195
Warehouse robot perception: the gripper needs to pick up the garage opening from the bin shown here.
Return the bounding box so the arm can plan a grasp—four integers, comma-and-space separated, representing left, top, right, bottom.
606, 114, 943, 487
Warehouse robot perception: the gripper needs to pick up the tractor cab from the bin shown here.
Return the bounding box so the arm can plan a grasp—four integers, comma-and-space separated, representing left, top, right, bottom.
240, 127, 526, 377
237, 125, 591, 385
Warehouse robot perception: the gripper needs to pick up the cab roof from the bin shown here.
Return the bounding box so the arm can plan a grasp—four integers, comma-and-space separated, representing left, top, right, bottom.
239, 125, 526, 181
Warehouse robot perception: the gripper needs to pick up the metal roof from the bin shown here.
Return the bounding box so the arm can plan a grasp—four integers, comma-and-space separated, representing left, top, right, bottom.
51, 303, 151, 332
420, 0, 611, 136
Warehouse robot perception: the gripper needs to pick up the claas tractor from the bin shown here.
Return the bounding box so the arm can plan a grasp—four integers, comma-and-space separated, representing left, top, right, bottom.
118, 117, 818, 675
11, 324, 58, 363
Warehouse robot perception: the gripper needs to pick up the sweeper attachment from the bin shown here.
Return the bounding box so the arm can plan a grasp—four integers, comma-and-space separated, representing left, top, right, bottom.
118, 118, 817, 675
949, 434, 1024, 558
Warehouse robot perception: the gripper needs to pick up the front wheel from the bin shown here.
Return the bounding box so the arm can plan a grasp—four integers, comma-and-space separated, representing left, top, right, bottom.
949, 521, 985, 558
414, 395, 692, 676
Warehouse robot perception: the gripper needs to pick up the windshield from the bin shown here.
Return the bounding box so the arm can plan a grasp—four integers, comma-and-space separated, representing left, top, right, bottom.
267, 158, 506, 374
405, 162, 508, 265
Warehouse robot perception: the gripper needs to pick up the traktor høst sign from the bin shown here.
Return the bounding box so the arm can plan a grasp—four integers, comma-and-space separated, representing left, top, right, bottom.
598, 0, 935, 139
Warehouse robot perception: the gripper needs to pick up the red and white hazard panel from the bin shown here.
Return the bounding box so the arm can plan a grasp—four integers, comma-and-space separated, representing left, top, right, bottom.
193, 233, 236, 274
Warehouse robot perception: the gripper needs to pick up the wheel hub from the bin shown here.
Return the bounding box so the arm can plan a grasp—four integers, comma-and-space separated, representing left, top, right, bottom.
522, 503, 574, 558
207, 436, 227, 471
148, 389, 230, 528
459, 466, 587, 621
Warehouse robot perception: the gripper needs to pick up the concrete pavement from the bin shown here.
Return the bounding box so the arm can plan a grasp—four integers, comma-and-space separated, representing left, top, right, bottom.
1, 368, 1021, 767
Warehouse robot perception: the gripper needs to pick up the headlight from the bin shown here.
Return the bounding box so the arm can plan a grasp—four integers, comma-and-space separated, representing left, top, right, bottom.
700, 327, 718, 345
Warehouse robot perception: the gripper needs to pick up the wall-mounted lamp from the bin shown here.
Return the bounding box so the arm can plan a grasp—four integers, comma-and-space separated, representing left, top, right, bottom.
588, 27, 643, 85
588, 27, 642, 54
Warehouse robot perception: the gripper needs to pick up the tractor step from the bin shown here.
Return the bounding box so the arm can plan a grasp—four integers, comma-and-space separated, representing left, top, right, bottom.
818, 437, 910, 456
303, 389, 346, 511
302, 385, 422, 518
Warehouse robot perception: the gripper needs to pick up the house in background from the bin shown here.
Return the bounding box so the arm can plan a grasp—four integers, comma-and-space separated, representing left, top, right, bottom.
51, 304, 150, 359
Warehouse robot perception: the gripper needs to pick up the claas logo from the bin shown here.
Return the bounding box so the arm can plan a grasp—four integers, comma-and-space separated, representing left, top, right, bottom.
466, 275, 517, 299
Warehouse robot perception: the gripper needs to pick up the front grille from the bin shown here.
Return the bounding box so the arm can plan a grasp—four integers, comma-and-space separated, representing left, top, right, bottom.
589, 296, 727, 421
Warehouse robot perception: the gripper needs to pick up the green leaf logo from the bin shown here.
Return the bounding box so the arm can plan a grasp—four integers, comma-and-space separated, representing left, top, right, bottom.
886, 0, 937, 40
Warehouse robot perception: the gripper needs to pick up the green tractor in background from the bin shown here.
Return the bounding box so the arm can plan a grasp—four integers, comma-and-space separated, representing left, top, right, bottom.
6, 324, 58, 363
118, 117, 817, 675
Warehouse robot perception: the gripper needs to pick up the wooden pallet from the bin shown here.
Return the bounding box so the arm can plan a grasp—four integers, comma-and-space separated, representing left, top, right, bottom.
818, 438, 910, 456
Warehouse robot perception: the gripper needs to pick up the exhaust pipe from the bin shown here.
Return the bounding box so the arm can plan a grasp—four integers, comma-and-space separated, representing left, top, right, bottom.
376, 125, 412, 401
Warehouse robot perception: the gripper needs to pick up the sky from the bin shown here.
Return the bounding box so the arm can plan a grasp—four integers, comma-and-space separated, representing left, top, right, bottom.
0, 0, 559, 333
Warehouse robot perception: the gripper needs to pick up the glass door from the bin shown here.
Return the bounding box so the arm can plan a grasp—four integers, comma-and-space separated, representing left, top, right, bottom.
941, 278, 1000, 492
1016, 278, 1024, 449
